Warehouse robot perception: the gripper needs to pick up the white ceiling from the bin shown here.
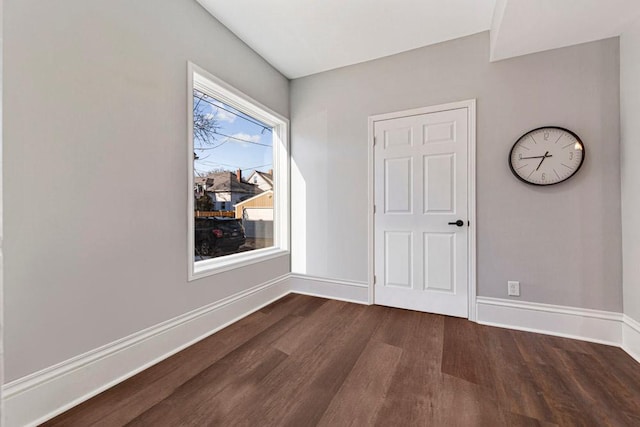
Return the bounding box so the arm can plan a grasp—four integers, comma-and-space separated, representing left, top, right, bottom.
491, 0, 640, 61
197, 0, 496, 79
198, 0, 640, 79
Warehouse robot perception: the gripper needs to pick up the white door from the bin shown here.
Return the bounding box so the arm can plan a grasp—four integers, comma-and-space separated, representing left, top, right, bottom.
374, 107, 469, 317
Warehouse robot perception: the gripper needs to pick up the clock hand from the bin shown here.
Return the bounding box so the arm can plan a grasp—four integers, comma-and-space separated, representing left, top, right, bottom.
520, 155, 552, 160
536, 151, 551, 171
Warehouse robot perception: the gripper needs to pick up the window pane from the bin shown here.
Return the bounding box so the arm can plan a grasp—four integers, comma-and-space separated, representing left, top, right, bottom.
193, 89, 275, 261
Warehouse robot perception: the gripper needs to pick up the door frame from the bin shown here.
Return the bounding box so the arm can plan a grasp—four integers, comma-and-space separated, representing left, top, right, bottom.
367, 99, 477, 320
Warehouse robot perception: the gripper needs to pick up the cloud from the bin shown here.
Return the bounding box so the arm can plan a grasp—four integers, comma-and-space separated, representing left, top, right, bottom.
211, 101, 237, 123
232, 133, 262, 144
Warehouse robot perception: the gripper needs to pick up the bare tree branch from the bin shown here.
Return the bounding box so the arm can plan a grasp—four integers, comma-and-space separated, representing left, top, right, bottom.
193, 89, 221, 146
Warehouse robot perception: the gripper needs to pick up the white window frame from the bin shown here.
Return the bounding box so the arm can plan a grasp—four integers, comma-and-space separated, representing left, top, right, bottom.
187, 62, 290, 281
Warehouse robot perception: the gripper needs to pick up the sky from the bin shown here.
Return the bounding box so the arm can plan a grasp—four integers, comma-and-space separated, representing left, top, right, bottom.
193, 89, 273, 179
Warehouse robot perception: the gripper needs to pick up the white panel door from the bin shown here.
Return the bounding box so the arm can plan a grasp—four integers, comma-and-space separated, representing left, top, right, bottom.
374, 107, 469, 317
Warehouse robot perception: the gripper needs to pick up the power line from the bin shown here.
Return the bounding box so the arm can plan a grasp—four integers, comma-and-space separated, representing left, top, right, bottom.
214, 131, 271, 147
195, 130, 272, 149
197, 160, 241, 169
244, 162, 273, 170
197, 159, 273, 171
193, 92, 273, 132
199, 128, 266, 150
195, 142, 226, 151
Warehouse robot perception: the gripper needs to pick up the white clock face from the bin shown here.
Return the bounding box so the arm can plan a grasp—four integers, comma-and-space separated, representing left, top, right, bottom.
509, 127, 585, 186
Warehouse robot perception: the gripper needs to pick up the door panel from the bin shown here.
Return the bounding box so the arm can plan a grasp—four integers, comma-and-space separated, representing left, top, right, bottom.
384, 127, 413, 148
384, 157, 413, 213
424, 232, 455, 292
374, 107, 469, 317
384, 231, 413, 288
424, 121, 456, 144
424, 154, 455, 213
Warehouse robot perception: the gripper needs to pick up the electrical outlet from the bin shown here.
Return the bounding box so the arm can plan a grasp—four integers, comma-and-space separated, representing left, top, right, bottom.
508, 281, 520, 296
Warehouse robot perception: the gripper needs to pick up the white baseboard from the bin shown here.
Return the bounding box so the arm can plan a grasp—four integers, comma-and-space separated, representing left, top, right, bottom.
5, 276, 638, 426
289, 273, 370, 305
622, 315, 640, 363
2, 275, 290, 427
476, 297, 623, 346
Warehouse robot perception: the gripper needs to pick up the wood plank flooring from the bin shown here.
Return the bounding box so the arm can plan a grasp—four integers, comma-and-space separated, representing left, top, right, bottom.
43, 294, 640, 426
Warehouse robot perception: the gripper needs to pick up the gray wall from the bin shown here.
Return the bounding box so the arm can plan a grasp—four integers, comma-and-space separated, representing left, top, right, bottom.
3, 0, 289, 381
0, 0, 4, 416
291, 32, 622, 312
621, 20, 640, 323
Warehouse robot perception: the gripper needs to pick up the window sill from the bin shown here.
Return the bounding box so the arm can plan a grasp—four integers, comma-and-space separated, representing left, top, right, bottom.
189, 247, 289, 281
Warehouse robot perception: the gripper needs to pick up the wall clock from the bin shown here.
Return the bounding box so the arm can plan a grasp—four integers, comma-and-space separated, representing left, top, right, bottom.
508, 126, 585, 186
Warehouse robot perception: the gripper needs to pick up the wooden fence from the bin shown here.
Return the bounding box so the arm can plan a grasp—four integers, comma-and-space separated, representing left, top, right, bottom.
194, 210, 235, 218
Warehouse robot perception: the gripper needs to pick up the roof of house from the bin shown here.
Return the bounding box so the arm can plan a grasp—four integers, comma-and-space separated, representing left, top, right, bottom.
248, 170, 273, 187
195, 172, 261, 194
234, 190, 273, 207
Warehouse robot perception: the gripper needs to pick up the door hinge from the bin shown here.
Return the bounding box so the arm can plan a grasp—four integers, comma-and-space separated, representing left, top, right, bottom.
373, 275, 377, 285
373, 205, 377, 214
373, 136, 377, 146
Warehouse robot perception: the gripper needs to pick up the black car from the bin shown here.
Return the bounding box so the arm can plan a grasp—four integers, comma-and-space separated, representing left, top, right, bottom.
195, 217, 246, 256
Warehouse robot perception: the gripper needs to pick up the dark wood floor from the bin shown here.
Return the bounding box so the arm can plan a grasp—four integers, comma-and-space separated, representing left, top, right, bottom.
44, 294, 640, 426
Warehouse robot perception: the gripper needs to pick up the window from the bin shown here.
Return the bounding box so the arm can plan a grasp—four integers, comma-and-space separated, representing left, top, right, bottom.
188, 63, 289, 280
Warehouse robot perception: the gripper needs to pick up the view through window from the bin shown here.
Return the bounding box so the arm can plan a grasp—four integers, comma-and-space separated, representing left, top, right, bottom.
192, 88, 275, 262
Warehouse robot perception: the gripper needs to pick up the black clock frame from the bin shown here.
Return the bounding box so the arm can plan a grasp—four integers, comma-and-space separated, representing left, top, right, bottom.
508, 126, 586, 186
